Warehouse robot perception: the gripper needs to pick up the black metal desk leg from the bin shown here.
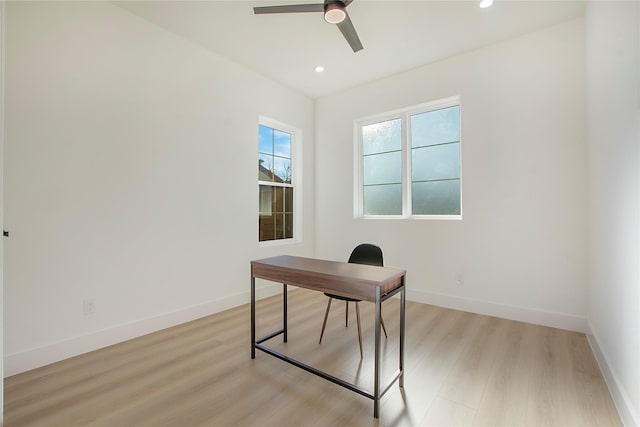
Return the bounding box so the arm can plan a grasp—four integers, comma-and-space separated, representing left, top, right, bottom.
400, 281, 406, 387
251, 273, 256, 359
283, 284, 288, 343
373, 287, 381, 418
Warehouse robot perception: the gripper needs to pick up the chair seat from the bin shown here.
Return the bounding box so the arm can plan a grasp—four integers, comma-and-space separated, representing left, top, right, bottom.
318, 243, 387, 358
324, 292, 361, 302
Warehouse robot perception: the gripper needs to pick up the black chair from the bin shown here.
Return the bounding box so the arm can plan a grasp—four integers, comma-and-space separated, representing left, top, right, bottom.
318, 243, 388, 358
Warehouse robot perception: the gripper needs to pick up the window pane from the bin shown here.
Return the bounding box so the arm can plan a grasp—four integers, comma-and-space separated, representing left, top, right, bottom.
259, 215, 274, 241
258, 124, 273, 154
273, 186, 293, 213
283, 213, 293, 239
412, 180, 460, 215
274, 130, 291, 158
284, 186, 293, 211
411, 106, 460, 148
364, 184, 402, 215
273, 157, 291, 184
276, 213, 294, 240
412, 142, 460, 182
362, 119, 401, 155
274, 214, 285, 239
259, 154, 274, 181
274, 186, 284, 212
259, 185, 293, 241
259, 185, 272, 215
363, 151, 401, 186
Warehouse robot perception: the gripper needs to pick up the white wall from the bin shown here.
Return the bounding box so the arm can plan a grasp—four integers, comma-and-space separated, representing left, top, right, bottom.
3, 1, 315, 375
315, 18, 588, 331
585, 2, 640, 425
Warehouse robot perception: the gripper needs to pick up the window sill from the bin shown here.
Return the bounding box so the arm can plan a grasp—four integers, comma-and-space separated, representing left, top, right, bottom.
259, 238, 300, 247
359, 214, 462, 221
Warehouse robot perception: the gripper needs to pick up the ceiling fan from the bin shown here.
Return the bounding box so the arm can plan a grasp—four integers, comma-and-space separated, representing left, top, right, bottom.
253, 0, 363, 53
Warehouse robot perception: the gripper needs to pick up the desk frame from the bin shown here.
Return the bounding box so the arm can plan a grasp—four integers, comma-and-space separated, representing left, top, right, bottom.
250, 255, 406, 419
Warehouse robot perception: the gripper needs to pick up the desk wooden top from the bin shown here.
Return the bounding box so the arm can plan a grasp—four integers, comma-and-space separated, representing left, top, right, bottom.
251, 255, 406, 302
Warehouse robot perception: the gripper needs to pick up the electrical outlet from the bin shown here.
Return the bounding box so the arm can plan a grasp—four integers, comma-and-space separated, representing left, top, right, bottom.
456, 274, 464, 286
83, 299, 96, 315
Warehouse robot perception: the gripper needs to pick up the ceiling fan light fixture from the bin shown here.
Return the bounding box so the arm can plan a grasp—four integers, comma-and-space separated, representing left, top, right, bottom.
324, 3, 346, 24
479, 0, 493, 8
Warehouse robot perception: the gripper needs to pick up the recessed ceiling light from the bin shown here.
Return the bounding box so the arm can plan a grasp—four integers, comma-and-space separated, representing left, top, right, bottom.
479, 0, 493, 8
315, 66, 325, 73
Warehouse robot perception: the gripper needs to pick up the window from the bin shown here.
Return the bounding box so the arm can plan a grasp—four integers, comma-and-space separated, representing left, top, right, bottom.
356, 97, 461, 218
258, 118, 298, 242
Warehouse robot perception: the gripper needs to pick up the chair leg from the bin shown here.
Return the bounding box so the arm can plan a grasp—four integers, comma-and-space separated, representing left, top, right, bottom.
319, 298, 332, 344
381, 314, 388, 339
345, 301, 349, 327
355, 302, 363, 358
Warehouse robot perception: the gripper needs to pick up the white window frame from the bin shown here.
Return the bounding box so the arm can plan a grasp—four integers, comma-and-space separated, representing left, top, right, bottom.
354, 96, 462, 220
258, 116, 302, 246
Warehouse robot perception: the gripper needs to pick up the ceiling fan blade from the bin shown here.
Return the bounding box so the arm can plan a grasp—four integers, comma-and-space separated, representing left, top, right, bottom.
253, 3, 324, 14
343, 0, 354, 6
336, 12, 363, 52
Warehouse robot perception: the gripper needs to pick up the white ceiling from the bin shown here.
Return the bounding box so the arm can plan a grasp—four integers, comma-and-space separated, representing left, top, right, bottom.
116, 1, 586, 98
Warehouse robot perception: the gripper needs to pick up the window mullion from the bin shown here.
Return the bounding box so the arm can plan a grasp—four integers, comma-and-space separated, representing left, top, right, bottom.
402, 111, 411, 217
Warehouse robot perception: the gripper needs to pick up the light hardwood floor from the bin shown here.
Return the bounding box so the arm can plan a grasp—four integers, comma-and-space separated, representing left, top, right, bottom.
5, 289, 621, 426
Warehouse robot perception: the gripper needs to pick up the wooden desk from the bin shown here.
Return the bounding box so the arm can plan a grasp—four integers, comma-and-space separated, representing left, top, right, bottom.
250, 255, 406, 419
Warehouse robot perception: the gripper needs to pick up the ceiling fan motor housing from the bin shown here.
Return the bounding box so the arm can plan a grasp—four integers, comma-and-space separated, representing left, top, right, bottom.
324, 1, 347, 24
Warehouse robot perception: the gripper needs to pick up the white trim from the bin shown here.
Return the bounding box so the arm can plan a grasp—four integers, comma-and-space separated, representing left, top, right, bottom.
407, 289, 587, 333
258, 181, 293, 188
355, 96, 461, 125
353, 121, 362, 218
361, 214, 462, 221
586, 322, 640, 427
4, 283, 284, 377
258, 237, 297, 247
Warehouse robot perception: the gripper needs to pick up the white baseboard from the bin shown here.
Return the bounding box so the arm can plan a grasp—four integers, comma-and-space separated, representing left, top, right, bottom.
406, 289, 587, 333
586, 322, 640, 427
4, 283, 283, 377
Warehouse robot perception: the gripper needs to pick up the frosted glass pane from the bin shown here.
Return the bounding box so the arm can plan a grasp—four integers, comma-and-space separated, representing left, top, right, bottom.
364, 184, 402, 215
363, 119, 401, 155
412, 143, 460, 182
274, 129, 291, 158
258, 125, 273, 154
411, 106, 460, 148
258, 153, 274, 181
363, 151, 401, 185
273, 157, 291, 183
412, 180, 460, 215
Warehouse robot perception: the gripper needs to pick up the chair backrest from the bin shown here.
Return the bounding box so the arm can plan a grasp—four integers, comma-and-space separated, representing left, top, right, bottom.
348, 243, 383, 267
